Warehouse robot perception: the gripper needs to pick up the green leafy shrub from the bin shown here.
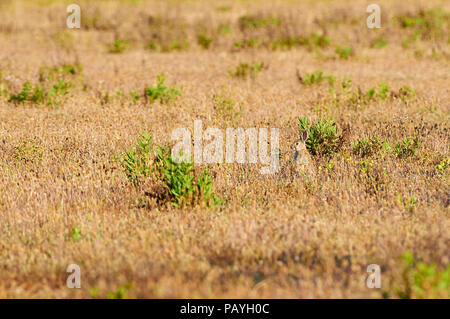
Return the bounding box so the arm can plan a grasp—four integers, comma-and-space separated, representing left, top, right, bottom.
119, 134, 155, 184
8, 79, 70, 106
311, 33, 330, 48
396, 9, 450, 40
155, 146, 222, 207
8, 81, 33, 104
297, 117, 342, 156
398, 86, 415, 102
119, 134, 222, 208
109, 39, 130, 54
393, 136, 421, 158
198, 34, 213, 49
70, 227, 82, 241
335, 46, 353, 59
302, 70, 335, 86
377, 82, 390, 99
39, 63, 82, 82
47, 79, 71, 106
365, 83, 391, 100
434, 157, 449, 175
144, 74, 181, 104
352, 136, 382, 157
228, 62, 264, 78
394, 252, 450, 298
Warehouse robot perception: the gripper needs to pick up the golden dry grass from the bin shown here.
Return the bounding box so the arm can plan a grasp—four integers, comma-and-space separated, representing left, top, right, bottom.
0, 0, 448, 298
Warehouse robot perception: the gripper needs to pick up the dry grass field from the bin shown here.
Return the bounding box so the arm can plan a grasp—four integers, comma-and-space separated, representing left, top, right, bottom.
0, 0, 449, 298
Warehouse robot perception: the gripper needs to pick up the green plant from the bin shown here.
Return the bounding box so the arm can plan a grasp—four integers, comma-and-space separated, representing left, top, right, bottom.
394, 252, 450, 298
109, 39, 130, 54
218, 24, 232, 35
8, 82, 33, 104
39, 63, 82, 82
373, 38, 388, 48
119, 134, 222, 208
31, 86, 45, 103
358, 160, 391, 195
396, 9, 450, 40
302, 70, 335, 86
119, 134, 155, 184
398, 86, 415, 102
335, 46, 353, 59
47, 79, 71, 106
378, 82, 390, 99
352, 136, 382, 157
365, 87, 377, 100
393, 136, 421, 158
228, 62, 263, 78
311, 33, 330, 48
130, 91, 140, 103
297, 117, 341, 156
148, 41, 161, 51
213, 94, 241, 122
8, 79, 70, 106
70, 227, 82, 241
144, 74, 181, 104
434, 157, 449, 175
107, 283, 133, 299
155, 146, 222, 207
198, 34, 213, 49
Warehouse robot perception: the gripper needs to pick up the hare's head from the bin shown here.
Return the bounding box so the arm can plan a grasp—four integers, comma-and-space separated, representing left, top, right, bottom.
291, 130, 309, 152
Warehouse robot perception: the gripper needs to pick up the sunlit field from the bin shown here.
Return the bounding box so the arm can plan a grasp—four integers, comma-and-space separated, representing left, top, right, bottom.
0, 0, 448, 298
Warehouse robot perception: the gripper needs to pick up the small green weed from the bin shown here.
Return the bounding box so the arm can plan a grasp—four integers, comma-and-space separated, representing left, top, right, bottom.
393, 136, 421, 158
352, 136, 382, 157
109, 39, 130, 54
47, 79, 71, 106
70, 227, 82, 241
228, 62, 264, 78
394, 252, 450, 298
335, 46, 353, 59
119, 134, 155, 184
8, 81, 33, 104
119, 134, 222, 208
302, 70, 335, 86
155, 146, 223, 207
213, 94, 241, 123
297, 117, 342, 156
434, 157, 449, 175
144, 74, 181, 104
198, 34, 213, 49
107, 283, 133, 299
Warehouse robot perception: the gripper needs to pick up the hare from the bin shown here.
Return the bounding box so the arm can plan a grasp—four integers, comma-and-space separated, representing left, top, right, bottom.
280, 130, 316, 182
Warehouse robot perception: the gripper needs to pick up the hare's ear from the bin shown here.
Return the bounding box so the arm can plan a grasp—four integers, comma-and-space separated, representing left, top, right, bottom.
300, 130, 309, 142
